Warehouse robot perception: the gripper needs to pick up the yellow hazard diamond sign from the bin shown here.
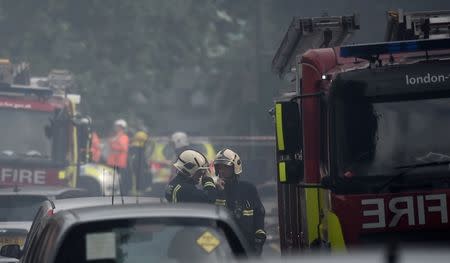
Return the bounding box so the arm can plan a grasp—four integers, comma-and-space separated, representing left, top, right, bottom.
196, 231, 221, 253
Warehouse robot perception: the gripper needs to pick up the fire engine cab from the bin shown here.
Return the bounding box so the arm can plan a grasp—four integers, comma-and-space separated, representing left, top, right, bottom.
0, 62, 88, 189
271, 10, 450, 252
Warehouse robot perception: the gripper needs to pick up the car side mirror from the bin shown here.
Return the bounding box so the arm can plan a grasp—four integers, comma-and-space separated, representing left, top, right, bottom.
0, 244, 21, 259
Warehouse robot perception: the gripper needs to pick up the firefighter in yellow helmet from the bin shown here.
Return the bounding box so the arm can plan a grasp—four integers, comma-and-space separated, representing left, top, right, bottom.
128, 131, 150, 193
132, 131, 149, 147
214, 148, 266, 255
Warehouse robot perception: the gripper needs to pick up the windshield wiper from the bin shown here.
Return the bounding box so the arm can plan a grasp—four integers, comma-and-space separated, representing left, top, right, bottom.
375, 160, 450, 193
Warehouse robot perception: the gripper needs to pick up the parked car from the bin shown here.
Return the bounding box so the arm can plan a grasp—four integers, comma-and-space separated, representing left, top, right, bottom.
7, 196, 161, 261
0, 186, 86, 250
11, 203, 249, 263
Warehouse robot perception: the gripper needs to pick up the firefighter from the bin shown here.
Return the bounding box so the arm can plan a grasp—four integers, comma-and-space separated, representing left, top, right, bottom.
107, 119, 130, 194
214, 149, 266, 255
171, 131, 190, 156
165, 149, 217, 203
128, 131, 150, 193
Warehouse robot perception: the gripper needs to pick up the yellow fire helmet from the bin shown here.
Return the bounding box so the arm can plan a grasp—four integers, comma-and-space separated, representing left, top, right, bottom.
131, 131, 149, 147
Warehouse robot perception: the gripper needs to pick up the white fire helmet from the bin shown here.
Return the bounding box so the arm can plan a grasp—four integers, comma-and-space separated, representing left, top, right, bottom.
171, 131, 190, 149
114, 119, 127, 129
214, 149, 242, 175
173, 150, 209, 177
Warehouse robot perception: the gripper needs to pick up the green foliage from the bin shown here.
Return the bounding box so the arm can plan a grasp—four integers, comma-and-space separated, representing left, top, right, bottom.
0, 0, 279, 136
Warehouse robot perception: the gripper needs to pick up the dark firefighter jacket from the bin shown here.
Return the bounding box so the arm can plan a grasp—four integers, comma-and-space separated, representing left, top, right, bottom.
165, 175, 217, 203
215, 180, 266, 254
128, 146, 152, 192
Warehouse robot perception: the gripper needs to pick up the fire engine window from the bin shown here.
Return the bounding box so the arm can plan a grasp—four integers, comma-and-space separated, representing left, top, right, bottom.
0, 109, 52, 159
333, 80, 378, 176
333, 78, 450, 177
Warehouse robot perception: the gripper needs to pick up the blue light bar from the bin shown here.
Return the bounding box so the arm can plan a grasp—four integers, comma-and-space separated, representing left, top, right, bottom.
340, 37, 450, 59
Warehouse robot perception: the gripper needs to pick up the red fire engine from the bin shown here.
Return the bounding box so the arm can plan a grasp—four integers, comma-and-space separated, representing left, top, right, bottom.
272, 10, 450, 251
0, 63, 84, 188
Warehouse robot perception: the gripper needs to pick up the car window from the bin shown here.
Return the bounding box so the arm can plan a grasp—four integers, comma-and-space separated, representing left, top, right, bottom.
55, 218, 239, 263
0, 195, 48, 221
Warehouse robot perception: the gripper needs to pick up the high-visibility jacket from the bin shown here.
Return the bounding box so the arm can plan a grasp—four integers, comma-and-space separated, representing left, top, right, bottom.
91, 132, 101, 163
107, 131, 129, 169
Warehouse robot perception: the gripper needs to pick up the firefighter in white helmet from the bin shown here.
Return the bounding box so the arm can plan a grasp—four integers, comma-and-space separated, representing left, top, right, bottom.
170, 131, 190, 156
165, 150, 217, 203
214, 148, 266, 255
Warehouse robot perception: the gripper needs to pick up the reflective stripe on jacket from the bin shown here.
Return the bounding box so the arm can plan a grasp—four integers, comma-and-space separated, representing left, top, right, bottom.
165, 175, 217, 203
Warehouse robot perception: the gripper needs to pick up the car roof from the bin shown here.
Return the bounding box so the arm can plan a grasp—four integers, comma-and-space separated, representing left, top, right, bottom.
0, 186, 85, 197
51, 196, 162, 212
0, 256, 18, 263
42, 204, 249, 261
57, 203, 233, 225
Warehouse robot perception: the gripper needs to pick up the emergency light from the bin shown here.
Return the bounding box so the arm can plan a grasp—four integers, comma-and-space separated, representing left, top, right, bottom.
340, 37, 450, 59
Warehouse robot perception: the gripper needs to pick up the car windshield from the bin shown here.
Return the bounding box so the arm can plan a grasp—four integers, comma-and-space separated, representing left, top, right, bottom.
0, 109, 52, 158
56, 218, 237, 263
333, 76, 450, 177
0, 195, 48, 221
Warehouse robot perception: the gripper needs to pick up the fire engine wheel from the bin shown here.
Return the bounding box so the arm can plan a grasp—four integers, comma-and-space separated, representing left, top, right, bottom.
78, 176, 101, 197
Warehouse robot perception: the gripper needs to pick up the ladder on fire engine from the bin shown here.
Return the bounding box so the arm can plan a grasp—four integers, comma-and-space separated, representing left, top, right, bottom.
271, 14, 360, 78
385, 9, 450, 41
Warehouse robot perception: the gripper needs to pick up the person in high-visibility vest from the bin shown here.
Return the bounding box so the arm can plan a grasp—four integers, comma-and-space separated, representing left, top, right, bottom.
107, 119, 130, 194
